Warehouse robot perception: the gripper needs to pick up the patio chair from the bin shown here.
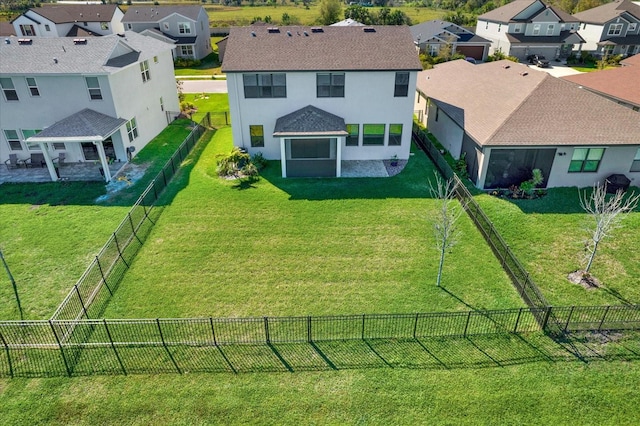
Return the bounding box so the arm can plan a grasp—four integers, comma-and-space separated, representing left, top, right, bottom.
53, 152, 66, 167
24, 153, 46, 168
4, 154, 24, 170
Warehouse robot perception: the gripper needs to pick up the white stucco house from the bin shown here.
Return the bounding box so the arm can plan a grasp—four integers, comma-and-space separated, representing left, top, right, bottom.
476, 0, 584, 61
121, 6, 212, 60
415, 59, 640, 189
11, 4, 125, 38
0, 32, 179, 182
573, 0, 640, 57
222, 25, 422, 178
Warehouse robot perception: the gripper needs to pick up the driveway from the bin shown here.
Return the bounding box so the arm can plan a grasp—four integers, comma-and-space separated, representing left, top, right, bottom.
524, 63, 583, 78
178, 78, 228, 93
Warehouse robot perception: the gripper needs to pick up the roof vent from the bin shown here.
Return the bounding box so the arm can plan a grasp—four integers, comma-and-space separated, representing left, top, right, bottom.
303, 31, 309, 36
18, 38, 32, 45
311, 27, 324, 33
53, 58, 58, 64
267, 27, 280, 33
503, 65, 510, 69
4, 38, 10, 44
117, 33, 125, 37
73, 38, 87, 44
363, 27, 376, 33
520, 71, 528, 76
251, 31, 256, 37
287, 30, 292, 37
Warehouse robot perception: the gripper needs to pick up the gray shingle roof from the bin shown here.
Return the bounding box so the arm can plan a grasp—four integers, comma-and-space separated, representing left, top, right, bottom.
28, 109, 126, 142
506, 30, 584, 44
416, 59, 640, 147
273, 105, 347, 136
122, 6, 202, 22
573, 0, 640, 24
478, 0, 577, 23
18, 4, 120, 24
0, 32, 174, 75
221, 25, 422, 73
410, 20, 491, 45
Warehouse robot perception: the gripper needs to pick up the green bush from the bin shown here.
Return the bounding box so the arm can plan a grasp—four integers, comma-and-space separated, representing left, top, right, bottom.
174, 58, 202, 68
251, 152, 268, 171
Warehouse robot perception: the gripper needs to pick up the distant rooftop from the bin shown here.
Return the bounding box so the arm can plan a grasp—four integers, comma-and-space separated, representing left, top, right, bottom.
14, 4, 120, 24
122, 5, 203, 22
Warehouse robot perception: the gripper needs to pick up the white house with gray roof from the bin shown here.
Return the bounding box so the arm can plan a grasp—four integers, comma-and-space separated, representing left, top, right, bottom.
122, 6, 211, 60
222, 25, 422, 178
11, 4, 124, 38
415, 59, 640, 189
0, 32, 179, 182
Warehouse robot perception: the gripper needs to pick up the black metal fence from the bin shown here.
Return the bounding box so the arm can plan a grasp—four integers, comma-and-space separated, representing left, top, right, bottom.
51, 113, 211, 325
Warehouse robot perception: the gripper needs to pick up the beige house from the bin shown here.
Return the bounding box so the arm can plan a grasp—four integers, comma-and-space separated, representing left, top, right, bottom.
415, 59, 640, 189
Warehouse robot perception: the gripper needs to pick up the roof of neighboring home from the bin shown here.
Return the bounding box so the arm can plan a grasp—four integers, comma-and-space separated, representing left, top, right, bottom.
410, 20, 491, 44
122, 6, 203, 22
65, 25, 101, 37
222, 25, 422, 73
0, 31, 174, 75
416, 59, 640, 147
0, 21, 16, 36
573, 0, 640, 24
15, 4, 120, 24
562, 65, 640, 108
478, 0, 577, 23
273, 105, 348, 136
28, 109, 126, 143
622, 53, 640, 65
331, 18, 365, 26
507, 30, 584, 44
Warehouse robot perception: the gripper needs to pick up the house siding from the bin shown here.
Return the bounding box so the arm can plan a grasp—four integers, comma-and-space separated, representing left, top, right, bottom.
422, 99, 464, 159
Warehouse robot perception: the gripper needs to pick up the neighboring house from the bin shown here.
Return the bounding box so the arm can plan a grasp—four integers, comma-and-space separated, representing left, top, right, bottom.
0, 32, 179, 182
121, 6, 212, 60
410, 20, 491, 61
573, 0, 640, 57
622, 51, 640, 64
0, 21, 16, 37
414, 59, 640, 189
476, 0, 583, 61
222, 25, 421, 178
563, 56, 640, 110
11, 4, 124, 38
331, 19, 365, 27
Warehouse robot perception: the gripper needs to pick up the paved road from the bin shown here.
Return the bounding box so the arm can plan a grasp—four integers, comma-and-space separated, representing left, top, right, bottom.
179, 79, 228, 93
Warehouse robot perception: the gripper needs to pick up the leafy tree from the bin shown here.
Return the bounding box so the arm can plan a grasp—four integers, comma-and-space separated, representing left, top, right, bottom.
319, 0, 342, 25
344, 4, 373, 25
386, 9, 411, 25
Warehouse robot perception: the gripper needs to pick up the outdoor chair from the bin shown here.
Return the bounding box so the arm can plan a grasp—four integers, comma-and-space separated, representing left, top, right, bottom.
24, 153, 46, 168
53, 152, 66, 167
4, 154, 24, 170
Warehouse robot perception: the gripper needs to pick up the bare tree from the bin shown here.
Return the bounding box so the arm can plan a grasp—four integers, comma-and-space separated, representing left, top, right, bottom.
579, 183, 640, 273
429, 174, 463, 287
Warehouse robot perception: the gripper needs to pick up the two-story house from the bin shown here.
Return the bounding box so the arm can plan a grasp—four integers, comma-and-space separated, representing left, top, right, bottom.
410, 20, 491, 61
573, 0, 640, 57
11, 4, 124, 38
0, 32, 179, 182
121, 6, 211, 60
476, 0, 584, 61
222, 25, 422, 178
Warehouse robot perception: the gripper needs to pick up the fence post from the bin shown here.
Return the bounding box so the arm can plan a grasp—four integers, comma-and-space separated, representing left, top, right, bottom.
74, 285, 89, 319
95, 256, 111, 295
112, 233, 129, 268
128, 212, 142, 244
103, 319, 126, 375
0, 329, 13, 378
361, 314, 366, 340
307, 316, 312, 343
598, 306, 611, 331
152, 180, 158, 202
564, 306, 575, 332
413, 313, 419, 339
513, 307, 523, 333
209, 317, 217, 346
264, 317, 270, 344
49, 320, 71, 377
541, 306, 552, 331
463, 311, 472, 337
156, 319, 181, 374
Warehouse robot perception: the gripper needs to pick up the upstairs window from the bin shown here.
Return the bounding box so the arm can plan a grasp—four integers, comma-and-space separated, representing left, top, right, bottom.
126, 118, 138, 142
19, 24, 35, 36
629, 23, 637, 32
140, 60, 150, 83
608, 23, 623, 36
178, 23, 191, 34
317, 73, 344, 98
394, 72, 409, 97
533, 24, 541, 35
569, 148, 604, 173
243, 73, 286, 98
547, 24, 554, 35
514, 23, 523, 33
0, 78, 19, 101
26, 77, 39, 97
45, 24, 50, 31
4, 130, 22, 151
85, 77, 102, 100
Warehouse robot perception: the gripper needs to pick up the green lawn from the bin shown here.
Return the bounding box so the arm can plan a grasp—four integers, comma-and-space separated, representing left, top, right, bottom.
475, 188, 640, 307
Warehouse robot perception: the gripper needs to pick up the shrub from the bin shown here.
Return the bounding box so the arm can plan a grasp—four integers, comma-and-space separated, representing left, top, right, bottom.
455, 152, 469, 180
251, 152, 268, 171
174, 58, 202, 68
217, 148, 250, 177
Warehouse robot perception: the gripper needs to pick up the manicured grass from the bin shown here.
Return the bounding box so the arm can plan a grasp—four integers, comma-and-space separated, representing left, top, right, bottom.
101, 127, 522, 319
475, 188, 640, 306
0, 120, 197, 320
183, 93, 230, 124
174, 50, 222, 76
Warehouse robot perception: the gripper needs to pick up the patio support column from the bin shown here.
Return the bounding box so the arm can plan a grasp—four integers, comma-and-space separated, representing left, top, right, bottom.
95, 141, 112, 182
39, 142, 58, 182
336, 137, 342, 178
280, 138, 287, 178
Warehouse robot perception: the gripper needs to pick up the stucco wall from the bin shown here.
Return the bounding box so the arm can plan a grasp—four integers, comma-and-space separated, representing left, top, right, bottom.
424, 100, 464, 159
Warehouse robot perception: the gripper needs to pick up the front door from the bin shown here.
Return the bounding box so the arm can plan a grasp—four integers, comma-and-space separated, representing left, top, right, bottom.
81, 139, 115, 161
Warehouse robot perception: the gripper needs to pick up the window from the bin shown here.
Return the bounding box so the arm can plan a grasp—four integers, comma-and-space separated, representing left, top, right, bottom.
140, 60, 150, 83
22, 129, 42, 151
631, 148, 640, 172
52, 142, 66, 150
629, 23, 637, 32
126, 118, 138, 142
608, 23, 623, 36
19, 24, 35, 36
180, 45, 194, 57
83, 22, 88, 26
0, 78, 19, 101
101, 22, 109, 30
26, 77, 39, 97
160, 96, 164, 112
178, 22, 191, 34
363, 124, 385, 146
514, 23, 522, 33
568, 148, 604, 172
435, 106, 439, 122
45, 24, 50, 31
394, 72, 409, 97
243, 73, 286, 98
162, 22, 169, 31
388, 124, 402, 146
317, 73, 344, 98
547, 24, 554, 35
85, 77, 102, 100
127, 23, 133, 30
346, 124, 359, 146
533, 24, 541, 35
249, 125, 264, 147
4, 130, 22, 151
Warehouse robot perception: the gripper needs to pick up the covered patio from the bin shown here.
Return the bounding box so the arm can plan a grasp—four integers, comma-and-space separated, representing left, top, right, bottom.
0, 161, 125, 184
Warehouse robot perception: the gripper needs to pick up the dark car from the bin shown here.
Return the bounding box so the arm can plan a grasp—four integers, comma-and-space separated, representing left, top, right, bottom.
526, 54, 550, 68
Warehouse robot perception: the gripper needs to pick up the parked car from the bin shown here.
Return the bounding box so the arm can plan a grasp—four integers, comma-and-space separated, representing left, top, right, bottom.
526, 54, 550, 68
465, 57, 477, 64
